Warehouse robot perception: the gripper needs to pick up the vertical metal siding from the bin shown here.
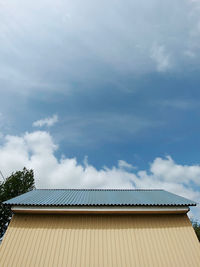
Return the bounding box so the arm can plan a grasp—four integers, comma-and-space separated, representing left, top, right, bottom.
0, 214, 200, 267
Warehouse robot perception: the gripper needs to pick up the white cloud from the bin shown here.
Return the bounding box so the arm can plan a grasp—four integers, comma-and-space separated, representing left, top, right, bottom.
0, 0, 200, 95
0, 129, 199, 218
33, 115, 58, 127
151, 44, 171, 72
0, 129, 199, 206
118, 160, 136, 170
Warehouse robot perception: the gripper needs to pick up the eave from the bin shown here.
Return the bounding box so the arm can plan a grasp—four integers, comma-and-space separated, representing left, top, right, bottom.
11, 205, 190, 214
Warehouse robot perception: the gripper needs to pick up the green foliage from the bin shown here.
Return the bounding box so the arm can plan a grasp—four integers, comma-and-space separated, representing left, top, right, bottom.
191, 219, 200, 242
0, 168, 35, 239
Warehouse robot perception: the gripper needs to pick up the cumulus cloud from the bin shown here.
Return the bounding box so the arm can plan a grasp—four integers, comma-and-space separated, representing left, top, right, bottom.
0, 131, 134, 189
33, 115, 58, 127
118, 160, 136, 170
0, 130, 199, 210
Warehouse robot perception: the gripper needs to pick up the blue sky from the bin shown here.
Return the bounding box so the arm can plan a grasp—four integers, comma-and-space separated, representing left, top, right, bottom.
0, 0, 200, 218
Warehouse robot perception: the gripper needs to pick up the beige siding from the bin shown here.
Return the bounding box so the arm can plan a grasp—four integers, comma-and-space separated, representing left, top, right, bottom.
0, 213, 199, 267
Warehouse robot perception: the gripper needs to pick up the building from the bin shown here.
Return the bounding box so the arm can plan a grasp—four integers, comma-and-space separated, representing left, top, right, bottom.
0, 189, 200, 266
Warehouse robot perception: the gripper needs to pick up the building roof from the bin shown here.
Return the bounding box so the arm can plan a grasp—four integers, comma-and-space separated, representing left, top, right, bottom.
4, 189, 196, 207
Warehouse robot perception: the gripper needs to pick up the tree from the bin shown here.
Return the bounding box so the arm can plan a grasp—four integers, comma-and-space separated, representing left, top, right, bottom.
191, 220, 200, 242
0, 168, 35, 239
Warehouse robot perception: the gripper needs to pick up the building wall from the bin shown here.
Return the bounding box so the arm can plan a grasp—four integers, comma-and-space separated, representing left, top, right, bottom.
0, 213, 199, 267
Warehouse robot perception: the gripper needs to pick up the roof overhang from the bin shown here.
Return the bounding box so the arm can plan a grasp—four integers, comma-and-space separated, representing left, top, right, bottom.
11, 205, 190, 214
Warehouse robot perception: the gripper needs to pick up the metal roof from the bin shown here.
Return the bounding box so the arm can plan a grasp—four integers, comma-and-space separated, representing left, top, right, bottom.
3, 189, 196, 207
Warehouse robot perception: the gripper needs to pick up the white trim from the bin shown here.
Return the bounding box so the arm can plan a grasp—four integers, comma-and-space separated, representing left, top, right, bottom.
11, 206, 189, 214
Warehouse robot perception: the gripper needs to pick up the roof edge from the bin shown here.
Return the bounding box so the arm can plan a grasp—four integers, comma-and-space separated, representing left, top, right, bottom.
12, 205, 190, 214
4, 203, 197, 206
26, 188, 166, 191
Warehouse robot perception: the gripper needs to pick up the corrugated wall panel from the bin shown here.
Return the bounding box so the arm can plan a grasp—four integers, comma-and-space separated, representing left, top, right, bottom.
0, 214, 200, 267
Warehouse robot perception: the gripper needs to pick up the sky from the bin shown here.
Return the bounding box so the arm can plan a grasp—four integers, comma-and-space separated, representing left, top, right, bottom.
0, 0, 200, 218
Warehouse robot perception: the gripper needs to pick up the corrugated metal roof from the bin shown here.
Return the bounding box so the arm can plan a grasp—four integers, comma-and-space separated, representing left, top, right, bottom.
0, 214, 200, 267
4, 189, 196, 206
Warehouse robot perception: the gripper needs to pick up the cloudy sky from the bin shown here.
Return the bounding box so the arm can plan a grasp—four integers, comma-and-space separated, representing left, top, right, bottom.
0, 0, 200, 218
